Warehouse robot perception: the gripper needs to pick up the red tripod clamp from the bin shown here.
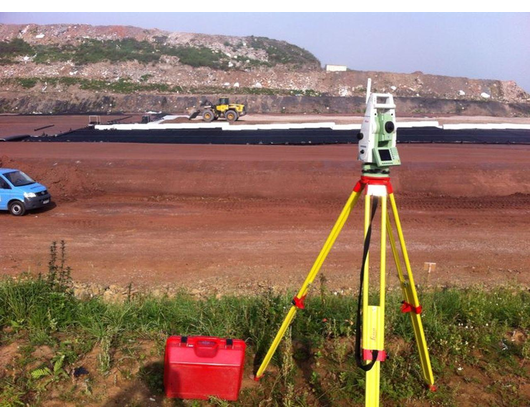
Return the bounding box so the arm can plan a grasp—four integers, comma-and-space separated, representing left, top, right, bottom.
292, 295, 306, 309
401, 301, 423, 314
363, 349, 388, 362
353, 176, 394, 194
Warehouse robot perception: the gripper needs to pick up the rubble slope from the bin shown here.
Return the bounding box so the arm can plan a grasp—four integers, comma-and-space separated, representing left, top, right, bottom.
0, 23, 529, 115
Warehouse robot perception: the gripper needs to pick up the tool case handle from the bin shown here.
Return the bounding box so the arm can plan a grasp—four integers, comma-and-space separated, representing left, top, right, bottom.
194, 339, 219, 358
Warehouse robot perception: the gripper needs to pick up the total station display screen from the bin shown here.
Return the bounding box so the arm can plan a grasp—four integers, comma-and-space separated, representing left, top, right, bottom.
379, 149, 393, 162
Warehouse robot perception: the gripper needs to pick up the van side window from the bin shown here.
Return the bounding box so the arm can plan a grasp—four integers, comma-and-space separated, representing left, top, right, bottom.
0, 176, 11, 190
0, 177, 11, 189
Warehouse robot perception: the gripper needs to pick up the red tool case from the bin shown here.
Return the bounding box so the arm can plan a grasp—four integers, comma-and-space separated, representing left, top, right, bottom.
164, 336, 246, 401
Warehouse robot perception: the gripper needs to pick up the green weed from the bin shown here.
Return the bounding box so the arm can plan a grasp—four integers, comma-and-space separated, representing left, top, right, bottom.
0, 259, 528, 406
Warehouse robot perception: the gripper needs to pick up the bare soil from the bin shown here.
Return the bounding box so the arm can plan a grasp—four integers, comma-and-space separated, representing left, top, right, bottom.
1, 127, 529, 294
0, 114, 142, 137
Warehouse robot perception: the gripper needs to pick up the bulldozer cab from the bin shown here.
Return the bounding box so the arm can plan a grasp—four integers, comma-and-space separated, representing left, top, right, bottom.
218, 98, 230, 105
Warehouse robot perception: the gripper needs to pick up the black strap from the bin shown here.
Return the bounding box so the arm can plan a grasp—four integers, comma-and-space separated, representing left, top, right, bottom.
355, 196, 380, 371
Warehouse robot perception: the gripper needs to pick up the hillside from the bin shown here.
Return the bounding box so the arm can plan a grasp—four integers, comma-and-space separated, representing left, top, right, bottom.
1, 23, 529, 116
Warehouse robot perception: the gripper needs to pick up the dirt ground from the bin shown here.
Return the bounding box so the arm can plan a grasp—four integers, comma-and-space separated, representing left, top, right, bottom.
0, 114, 142, 138
1, 127, 530, 295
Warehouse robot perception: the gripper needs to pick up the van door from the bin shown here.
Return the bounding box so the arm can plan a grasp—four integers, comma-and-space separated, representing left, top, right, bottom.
0, 175, 13, 210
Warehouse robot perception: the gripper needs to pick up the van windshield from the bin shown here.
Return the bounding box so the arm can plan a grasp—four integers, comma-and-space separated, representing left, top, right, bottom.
4, 170, 35, 187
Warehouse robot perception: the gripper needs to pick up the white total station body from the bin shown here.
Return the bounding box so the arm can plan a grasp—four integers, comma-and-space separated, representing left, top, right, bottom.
357, 93, 400, 168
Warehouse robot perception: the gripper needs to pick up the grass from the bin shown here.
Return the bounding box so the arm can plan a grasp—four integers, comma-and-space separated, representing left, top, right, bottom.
1, 77, 325, 97
1, 38, 219, 67
0, 243, 528, 406
0, 37, 320, 70
3, 77, 184, 94
1, 276, 528, 406
248, 36, 320, 68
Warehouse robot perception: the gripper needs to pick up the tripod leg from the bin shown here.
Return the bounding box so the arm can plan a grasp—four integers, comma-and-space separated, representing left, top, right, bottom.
364, 194, 387, 407
255, 188, 362, 379
386, 212, 412, 310
388, 193, 435, 389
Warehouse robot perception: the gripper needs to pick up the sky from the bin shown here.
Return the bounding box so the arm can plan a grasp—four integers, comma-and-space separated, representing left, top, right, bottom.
1, 11, 530, 92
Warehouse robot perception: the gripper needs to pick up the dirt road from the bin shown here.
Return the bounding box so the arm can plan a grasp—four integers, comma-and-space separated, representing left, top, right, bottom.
1, 141, 529, 294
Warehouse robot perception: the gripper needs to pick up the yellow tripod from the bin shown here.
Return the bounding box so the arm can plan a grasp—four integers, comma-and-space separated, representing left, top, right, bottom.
254, 175, 436, 407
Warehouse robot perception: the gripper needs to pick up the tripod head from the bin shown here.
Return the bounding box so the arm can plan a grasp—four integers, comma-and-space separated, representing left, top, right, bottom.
357, 82, 401, 176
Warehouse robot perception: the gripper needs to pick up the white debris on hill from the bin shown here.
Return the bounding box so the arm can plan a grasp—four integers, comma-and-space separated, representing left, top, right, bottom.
339, 87, 350, 97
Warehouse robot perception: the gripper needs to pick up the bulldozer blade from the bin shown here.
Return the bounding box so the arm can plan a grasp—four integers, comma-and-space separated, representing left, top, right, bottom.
188, 110, 200, 120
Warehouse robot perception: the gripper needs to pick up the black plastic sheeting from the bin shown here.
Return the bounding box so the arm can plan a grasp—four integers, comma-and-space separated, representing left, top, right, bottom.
2, 134, 31, 142
397, 127, 530, 144
26, 126, 530, 145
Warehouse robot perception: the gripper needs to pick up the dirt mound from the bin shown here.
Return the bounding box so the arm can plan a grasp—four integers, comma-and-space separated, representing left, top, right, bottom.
0, 155, 101, 202
1, 23, 529, 116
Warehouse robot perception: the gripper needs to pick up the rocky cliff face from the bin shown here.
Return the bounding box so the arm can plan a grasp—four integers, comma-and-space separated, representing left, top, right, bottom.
1, 23, 529, 116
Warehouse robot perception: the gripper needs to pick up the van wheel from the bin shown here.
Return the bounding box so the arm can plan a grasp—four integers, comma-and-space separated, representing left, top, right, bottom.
9, 201, 26, 216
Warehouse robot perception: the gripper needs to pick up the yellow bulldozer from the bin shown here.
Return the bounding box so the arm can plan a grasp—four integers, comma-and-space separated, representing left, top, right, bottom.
189, 98, 247, 122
